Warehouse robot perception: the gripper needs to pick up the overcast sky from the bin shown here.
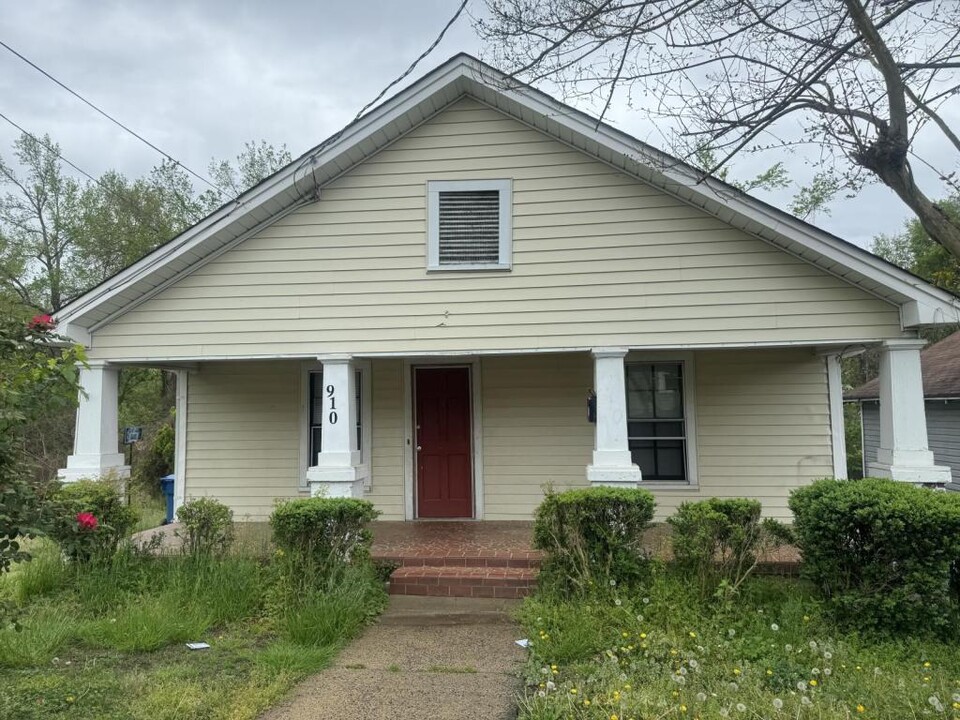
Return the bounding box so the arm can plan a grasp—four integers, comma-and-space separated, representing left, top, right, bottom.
1, 1, 957, 250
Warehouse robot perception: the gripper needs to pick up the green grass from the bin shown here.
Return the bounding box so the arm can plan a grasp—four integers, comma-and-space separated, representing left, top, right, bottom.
0, 538, 386, 719
517, 573, 960, 720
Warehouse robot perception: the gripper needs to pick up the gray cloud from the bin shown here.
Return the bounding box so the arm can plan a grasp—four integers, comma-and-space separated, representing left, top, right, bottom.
1, 1, 956, 250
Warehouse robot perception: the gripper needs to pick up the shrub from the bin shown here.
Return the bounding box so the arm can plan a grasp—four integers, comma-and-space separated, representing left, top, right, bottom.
270, 497, 379, 574
49, 479, 139, 562
176, 497, 234, 556
533, 486, 655, 594
668, 498, 792, 599
789, 478, 960, 637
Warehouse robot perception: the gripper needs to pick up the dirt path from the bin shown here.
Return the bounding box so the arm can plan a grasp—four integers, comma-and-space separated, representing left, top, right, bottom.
259, 596, 526, 720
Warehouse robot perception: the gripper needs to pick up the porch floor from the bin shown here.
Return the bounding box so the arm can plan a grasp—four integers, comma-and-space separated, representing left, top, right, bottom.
370, 521, 541, 567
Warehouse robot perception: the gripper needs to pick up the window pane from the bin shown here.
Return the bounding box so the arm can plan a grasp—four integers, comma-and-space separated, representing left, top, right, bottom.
653, 364, 683, 418
309, 372, 324, 425
655, 440, 686, 480
355, 370, 362, 451
654, 421, 684, 438
626, 364, 654, 418
629, 440, 655, 476
628, 421, 656, 437
310, 426, 322, 465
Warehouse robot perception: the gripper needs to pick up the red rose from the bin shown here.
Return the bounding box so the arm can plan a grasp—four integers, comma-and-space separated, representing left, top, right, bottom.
76, 512, 98, 531
27, 314, 56, 332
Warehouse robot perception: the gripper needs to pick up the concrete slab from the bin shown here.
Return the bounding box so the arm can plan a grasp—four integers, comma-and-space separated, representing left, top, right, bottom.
257, 595, 526, 720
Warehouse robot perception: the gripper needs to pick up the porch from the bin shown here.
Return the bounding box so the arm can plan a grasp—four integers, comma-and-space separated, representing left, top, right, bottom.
61, 341, 951, 525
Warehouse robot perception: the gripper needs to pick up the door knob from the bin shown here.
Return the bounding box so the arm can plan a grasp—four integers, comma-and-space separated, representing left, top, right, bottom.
416, 445, 422, 451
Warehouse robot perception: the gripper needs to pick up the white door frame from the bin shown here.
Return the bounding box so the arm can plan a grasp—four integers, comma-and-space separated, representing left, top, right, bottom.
403, 357, 484, 520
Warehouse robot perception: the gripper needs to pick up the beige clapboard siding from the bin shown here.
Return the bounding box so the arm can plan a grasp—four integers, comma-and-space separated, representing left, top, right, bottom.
481, 353, 594, 520
184, 360, 301, 520
182, 350, 831, 522
89, 98, 902, 360
366, 359, 405, 520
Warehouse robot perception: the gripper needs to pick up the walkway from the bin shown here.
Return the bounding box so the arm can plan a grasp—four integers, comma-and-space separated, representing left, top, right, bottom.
259, 596, 525, 720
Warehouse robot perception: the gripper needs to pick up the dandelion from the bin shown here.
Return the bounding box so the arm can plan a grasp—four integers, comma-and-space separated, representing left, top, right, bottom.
689, 659, 699, 669
924, 661, 932, 668
824, 669, 832, 677
733, 668, 741, 676
823, 651, 832, 660
728, 683, 739, 692
719, 708, 730, 718
570, 688, 578, 695
610, 579, 617, 586
728, 629, 736, 638
537, 690, 546, 698
772, 698, 783, 710
583, 699, 591, 707
736, 703, 747, 712
642, 597, 650, 604
809, 679, 818, 687
785, 644, 793, 652
770, 623, 779, 631
923, 676, 931, 683
809, 641, 818, 650
801, 696, 812, 706
640, 633, 647, 639
796, 682, 807, 692
679, 667, 688, 676
812, 668, 821, 676
929, 696, 944, 713
953, 693, 960, 703
680, 705, 688, 713
696, 693, 707, 702
546, 681, 555, 691
856, 704, 866, 713
689, 631, 697, 638
611, 716, 619, 720
615, 598, 622, 606
66, 697, 75, 704
622, 632, 629, 638
803, 615, 810, 622
624, 684, 632, 691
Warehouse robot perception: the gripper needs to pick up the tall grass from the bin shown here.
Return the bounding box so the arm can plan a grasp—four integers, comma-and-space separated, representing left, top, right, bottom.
5, 539, 70, 604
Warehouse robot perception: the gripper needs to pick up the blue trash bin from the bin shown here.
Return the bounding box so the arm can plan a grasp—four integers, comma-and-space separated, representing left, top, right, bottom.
160, 474, 175, 524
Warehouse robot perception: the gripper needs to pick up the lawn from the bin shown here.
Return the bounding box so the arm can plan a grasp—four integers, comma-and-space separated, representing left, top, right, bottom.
0, 538, 386, 720
516, 571, 960, 720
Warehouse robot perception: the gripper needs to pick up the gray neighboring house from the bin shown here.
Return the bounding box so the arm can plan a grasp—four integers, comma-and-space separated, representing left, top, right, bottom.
847, 331, 960, 488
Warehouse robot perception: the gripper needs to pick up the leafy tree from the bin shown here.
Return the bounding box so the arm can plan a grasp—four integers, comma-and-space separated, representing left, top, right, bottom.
478, 1, 960, 259
0, 134, 82, 311
0, 306, 83, 573
200, 140, 292, 213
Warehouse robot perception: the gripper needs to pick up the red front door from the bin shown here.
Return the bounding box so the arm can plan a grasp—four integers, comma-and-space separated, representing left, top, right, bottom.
415, 367, 473, 518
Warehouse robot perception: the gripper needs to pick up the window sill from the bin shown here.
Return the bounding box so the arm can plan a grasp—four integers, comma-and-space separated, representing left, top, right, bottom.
638, 481, 699, 491
426, 264, 512, 273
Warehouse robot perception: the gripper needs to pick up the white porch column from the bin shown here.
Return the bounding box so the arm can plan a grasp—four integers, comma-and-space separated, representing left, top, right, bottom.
306, 354, 363, 498
823, 352, 848, 480
867, 339, 951, 485
586, 348, 641, 487
58, 361, 130, 483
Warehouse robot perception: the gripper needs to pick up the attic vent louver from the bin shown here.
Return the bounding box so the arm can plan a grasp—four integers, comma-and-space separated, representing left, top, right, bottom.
438, 190, 500, 265
427, 179, 512, 271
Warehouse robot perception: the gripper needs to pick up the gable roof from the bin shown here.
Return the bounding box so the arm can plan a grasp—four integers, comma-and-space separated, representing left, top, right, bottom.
847, 330, 960, 400
55, 53, 960, 344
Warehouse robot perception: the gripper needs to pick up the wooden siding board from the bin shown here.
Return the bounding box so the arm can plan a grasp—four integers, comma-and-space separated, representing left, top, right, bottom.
91, 98, 902, 360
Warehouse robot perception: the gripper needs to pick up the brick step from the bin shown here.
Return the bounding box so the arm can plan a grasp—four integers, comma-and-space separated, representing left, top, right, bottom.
373, 551, 541, 569
388, 565, 539, 599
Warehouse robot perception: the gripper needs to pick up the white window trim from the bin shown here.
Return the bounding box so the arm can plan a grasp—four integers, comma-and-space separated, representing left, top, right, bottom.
625, 351, 699, 489
426, 179, 513, 272
299, 359, 372, 492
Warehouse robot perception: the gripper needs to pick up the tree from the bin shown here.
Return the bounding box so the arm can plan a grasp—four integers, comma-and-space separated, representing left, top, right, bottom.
0, 134, 82, 311
478, 1, 960, 257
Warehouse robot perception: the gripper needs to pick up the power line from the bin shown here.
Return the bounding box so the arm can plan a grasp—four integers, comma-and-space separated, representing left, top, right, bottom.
0, 109, 184, 241
0, 38, 227, 197
353, 0, 469, 122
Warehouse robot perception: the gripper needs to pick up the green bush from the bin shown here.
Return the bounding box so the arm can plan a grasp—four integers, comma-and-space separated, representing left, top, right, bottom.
668, 498, 792, 599
49, 479, 139, 562
270, 497, 379, 574
789, 478, 960, 637
176, 497, 234, 556
533, 486, 655, 594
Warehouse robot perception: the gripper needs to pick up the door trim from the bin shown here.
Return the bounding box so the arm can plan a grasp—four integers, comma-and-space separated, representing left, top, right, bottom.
403, 357, 483, 520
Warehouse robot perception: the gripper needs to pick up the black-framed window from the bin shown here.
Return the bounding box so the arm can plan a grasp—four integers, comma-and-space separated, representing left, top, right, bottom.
626, 362, 687, 481
309, 370, 362, 463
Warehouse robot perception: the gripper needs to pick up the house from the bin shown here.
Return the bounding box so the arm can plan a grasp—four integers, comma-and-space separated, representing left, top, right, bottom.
53, 54, 960, 524
847, 330, 960, 490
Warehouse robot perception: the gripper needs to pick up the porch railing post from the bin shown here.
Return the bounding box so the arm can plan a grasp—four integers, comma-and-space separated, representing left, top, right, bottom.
306, 354, 363, 498
586, 347, 641, 487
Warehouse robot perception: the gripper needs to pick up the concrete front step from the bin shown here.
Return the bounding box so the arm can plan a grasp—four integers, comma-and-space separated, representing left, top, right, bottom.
388, 565, 539, 599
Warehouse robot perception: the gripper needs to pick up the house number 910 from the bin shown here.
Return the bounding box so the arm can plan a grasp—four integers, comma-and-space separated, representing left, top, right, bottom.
326, 384, 338, 424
